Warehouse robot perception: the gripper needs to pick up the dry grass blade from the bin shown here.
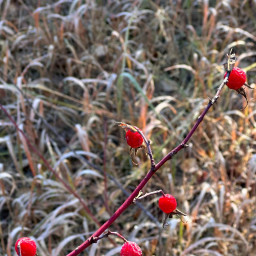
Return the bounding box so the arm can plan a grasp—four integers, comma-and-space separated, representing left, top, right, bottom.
165, 64, 197, 75
0, 1, 256, 255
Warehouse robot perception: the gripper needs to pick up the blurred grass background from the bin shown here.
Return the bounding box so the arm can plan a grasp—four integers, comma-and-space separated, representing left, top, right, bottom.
0, 0, 256, 255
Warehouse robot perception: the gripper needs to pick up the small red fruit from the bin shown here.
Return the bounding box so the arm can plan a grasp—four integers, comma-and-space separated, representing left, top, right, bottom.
224, 67, 246, 90
125, 129, 143, 148
120, 241, 142, 256
15, 237, 37, 256
158, 194, 177, 214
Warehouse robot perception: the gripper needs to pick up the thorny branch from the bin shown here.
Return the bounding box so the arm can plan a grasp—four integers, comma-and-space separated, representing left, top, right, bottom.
65, 52, 234, 256
1, 50, 235, 256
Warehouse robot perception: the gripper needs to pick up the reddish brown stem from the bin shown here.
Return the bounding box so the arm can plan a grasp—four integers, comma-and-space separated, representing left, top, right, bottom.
66, 73, 231, 256
67, 165, 156, 256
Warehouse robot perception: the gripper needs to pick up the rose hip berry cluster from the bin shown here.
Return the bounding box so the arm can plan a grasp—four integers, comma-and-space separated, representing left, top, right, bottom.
120, 241, 142, 256
15, 237, 37, 256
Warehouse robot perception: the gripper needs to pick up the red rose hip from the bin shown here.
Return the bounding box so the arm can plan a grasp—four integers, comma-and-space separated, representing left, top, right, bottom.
224, 67, 246, 90
120, 241, 142, 256
158, 194, 177, 214
15, 237, 37, 256
125, 129, 143, 148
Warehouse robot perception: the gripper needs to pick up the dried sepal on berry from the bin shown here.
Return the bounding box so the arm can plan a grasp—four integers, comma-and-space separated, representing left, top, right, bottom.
224, 48, 237, 72
117, 122, 138, 133
180, 215, 192, 224
236, 87, 249, 109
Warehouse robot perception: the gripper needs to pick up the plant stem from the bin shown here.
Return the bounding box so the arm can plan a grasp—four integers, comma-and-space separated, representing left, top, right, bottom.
135, 189, 165, 201
66, 73, 231, 256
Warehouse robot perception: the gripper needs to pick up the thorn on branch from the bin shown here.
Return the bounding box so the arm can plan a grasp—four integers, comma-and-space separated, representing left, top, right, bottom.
89, 236, 98, 244
89, 230, 128, 245
181, 143, 189, 148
